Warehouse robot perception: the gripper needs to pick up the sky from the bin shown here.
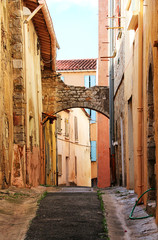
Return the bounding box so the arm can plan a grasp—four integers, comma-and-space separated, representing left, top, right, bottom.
46, 0, 98, 60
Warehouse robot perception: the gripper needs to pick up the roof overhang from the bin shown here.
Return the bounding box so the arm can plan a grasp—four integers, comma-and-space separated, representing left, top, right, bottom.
23, 0, 60, 71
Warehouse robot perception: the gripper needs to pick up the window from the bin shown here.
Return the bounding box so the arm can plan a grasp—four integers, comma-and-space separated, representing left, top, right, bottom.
65, 118, 69, 138
84, 75, 96, 123
74, 116, 78, 142
84, 75, 96, 88
56, 114, 62, 133
58, 155, 62, 176
91, 141, 96, 162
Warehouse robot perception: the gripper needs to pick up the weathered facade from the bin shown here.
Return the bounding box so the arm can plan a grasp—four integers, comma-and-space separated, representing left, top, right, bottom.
0, 0, 110, 190
0, 0, 14, 188
0, 0, 59, 188
57, 109, 91, 187
56, 59, 98, 186
109, 0, 158, 223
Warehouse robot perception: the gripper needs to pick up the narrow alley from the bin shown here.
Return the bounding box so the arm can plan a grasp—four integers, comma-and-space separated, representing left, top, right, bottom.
23, 187, 158, 240
1, 0, 158, 239
24, 187, 105, 240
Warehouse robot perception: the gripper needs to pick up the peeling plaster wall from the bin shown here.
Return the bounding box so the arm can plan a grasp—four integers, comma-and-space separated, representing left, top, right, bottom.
2, 0, 43, 188
23, 17, 42, 187
0, 0, 14, 188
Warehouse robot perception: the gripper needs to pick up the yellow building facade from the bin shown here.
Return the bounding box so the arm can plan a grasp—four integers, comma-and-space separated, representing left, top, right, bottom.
112, 0, 158, 223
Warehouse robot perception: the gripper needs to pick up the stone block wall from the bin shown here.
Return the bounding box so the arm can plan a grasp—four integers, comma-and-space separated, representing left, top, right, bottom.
42, 70, 109, 118
114, 78, 126, 186
8, 0, 26, 187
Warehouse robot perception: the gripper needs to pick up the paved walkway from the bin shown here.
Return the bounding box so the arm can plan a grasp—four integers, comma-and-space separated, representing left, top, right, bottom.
102, 187, 158, 240
25, 188, 107, 240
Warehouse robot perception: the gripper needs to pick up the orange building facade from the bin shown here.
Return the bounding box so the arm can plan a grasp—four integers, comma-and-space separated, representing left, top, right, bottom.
98, 0, 110, 188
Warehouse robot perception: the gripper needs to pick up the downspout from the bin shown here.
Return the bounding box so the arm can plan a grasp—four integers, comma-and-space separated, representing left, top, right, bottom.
137, 0, 143, 197
109, 0, 115, 184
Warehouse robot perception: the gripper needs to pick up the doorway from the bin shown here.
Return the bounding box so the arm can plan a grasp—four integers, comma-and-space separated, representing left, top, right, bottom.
66, 156, 69, 186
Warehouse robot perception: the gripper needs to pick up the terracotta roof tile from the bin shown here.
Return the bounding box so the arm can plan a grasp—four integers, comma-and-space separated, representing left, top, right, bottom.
56, 59, 97, 71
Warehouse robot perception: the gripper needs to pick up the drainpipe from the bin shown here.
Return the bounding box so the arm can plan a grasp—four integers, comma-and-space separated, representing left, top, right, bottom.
109, 0, 115, 184
137, 0, 143, 198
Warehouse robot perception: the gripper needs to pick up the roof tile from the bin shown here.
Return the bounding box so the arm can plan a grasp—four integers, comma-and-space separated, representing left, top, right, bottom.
56, 59, 97, 71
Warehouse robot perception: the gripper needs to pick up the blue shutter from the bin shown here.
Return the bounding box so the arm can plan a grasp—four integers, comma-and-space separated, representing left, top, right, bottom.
84, 76, 89, 88
90, 110, 96, 123
85, 108, 90, 115
90, 76, 96, 87
91, 141, 96, 162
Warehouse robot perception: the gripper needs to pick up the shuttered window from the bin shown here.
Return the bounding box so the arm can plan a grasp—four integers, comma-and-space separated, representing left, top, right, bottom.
65, 118, 69, 138
57, 114, 62, 133
58, 155, 62, 176
74, 116, 78, 142
91, 141, 96, 162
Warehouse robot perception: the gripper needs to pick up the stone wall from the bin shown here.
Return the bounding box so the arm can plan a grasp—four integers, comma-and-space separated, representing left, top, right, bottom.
114, 78, 126, 186
0, 0, 14, 188
8, 0, 26, 187
42, 70, 109, 118
114, 37, 125, 95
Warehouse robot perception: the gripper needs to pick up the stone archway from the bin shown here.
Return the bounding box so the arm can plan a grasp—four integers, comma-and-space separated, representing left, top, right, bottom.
42, 70, 109, 118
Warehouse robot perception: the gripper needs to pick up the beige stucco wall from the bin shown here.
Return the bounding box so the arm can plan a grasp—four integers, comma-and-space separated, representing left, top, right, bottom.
125, 32, 139, 190
142, 0, 158, 223
58, 70, 96, 87
124, 0, 158, 222
57, 109, 91, 187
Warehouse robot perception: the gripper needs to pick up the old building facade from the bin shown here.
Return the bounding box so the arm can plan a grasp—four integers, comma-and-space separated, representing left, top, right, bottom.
108, 0, 158, 223
56, 109, 91, 187
0, 0, 110, 190
56, 59, 110, 188
56, 59, 98, 186
0, 0, 59, 188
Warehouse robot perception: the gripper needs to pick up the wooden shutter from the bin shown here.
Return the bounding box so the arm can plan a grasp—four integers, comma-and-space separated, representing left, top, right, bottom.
65, 118, 69, 138
74, 116, 78, 142
90, 110, 96, 123
90, 75, 96, 87
58, 154, 62, 176
57, 114, 62, 133
84, 75, 90, 88
91, 141, 96, 162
